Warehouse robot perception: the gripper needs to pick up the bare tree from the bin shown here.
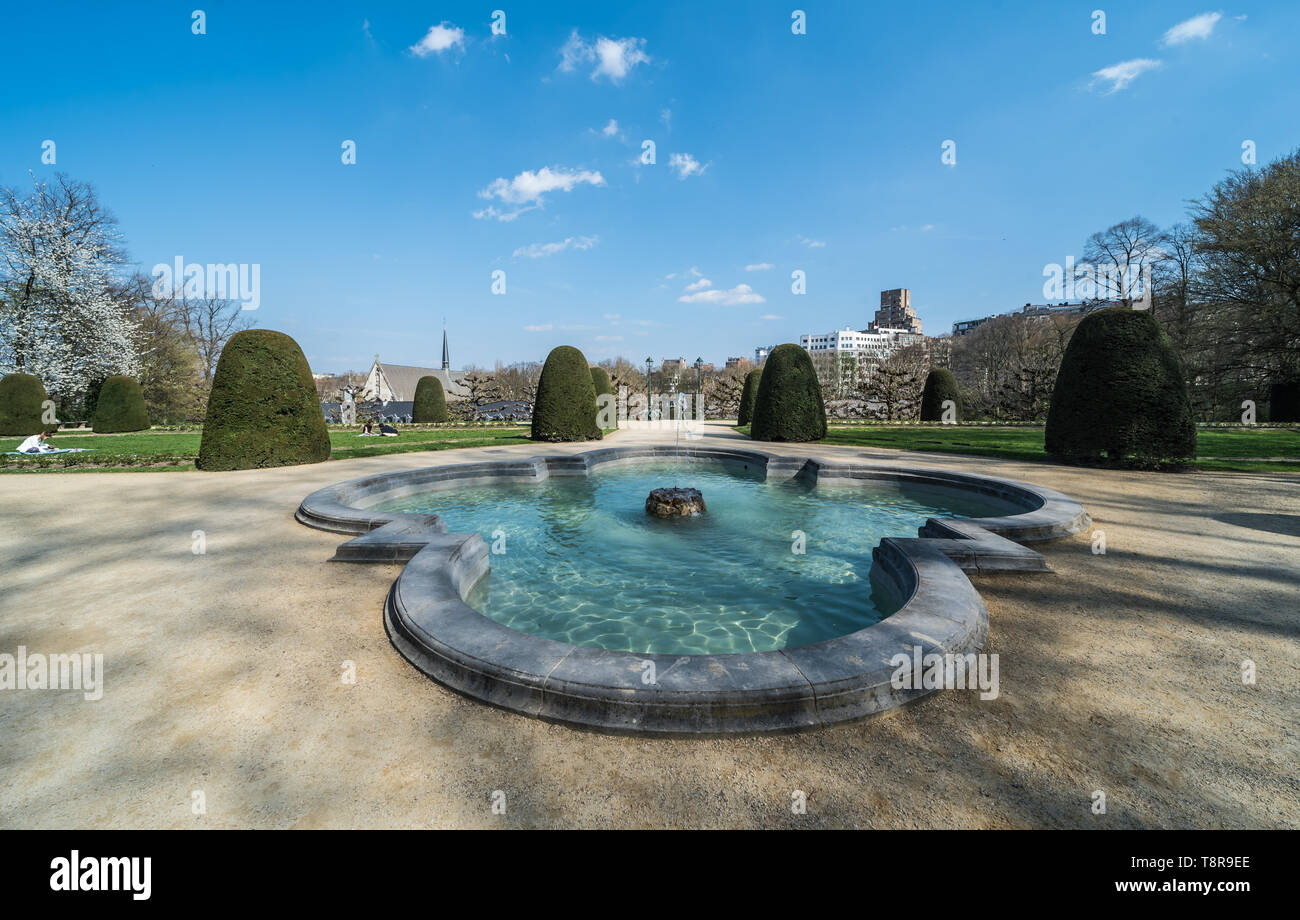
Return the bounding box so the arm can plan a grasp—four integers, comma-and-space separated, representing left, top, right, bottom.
1077, 216, 1167, 304
858, 345, 927, 420
174, 293, 254, 387
455, 370, 504, 420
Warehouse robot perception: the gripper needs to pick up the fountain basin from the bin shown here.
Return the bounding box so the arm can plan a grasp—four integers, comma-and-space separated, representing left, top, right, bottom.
296, 446, 1090, 733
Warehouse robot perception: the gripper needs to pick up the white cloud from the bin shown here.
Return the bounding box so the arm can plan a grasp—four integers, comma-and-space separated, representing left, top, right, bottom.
475, 166, 605, 220
797, 235, 826, 248
668, 152, 708, 179
410, 22, 464, 56
1089, 58, 1162, 94
760, 314, 783, 320
512, 235, 599, 259
603, 313, 621, 320
558, 31, 650, 82
523, 323, 553, 332
683, 278, 712, 292
1161, 12, 1223, 46
594, 36, 650, 81
745, 262, 774, 272
920, 224, 935, 232
678, 283, 765, 306
602, 118, 618, 136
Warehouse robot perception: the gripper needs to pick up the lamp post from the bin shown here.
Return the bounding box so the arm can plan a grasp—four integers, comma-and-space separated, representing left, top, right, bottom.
645, 357, 653, 420
694, 357, 704, 418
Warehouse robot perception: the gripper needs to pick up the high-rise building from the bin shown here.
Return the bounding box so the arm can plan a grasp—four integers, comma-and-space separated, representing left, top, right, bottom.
871, 288, 922, 335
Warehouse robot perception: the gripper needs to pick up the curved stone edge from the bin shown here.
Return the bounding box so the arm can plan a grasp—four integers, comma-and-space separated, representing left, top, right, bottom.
379, 527, 986, 735
297, 445, 1090, 733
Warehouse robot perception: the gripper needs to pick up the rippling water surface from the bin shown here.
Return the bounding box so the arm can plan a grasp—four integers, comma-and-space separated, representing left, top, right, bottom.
374, 462, 1012, 655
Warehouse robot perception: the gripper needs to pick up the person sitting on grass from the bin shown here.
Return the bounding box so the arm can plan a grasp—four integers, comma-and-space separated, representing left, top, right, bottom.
379, 423, 398, 437
361, 420, 375, 436
16, 431, 56, 453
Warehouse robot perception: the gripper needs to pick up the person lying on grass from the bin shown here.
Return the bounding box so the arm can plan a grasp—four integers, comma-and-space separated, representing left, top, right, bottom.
16, 431, 56, 453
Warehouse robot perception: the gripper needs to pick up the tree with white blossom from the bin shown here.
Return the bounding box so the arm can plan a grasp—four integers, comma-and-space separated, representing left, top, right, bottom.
0, 173, 139, 403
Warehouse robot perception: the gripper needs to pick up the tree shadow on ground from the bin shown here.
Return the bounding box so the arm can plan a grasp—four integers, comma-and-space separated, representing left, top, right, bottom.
1211, 512, 1300, 538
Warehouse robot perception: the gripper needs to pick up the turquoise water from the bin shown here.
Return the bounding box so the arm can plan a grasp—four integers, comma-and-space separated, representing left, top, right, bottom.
375, 462, 1012, 655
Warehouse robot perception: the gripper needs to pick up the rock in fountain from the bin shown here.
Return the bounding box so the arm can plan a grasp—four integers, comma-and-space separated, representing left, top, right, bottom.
645, 487, 706, 517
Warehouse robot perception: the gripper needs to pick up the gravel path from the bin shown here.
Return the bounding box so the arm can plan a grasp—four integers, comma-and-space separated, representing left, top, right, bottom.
1, 424, 1296, 828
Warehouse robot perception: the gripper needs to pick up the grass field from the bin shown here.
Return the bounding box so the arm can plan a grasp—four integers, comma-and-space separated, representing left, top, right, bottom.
733, 425, 1300, 473
0, 426, 534, 471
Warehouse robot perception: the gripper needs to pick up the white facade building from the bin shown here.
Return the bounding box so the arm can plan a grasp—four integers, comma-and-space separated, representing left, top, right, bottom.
800, 326, 923, 361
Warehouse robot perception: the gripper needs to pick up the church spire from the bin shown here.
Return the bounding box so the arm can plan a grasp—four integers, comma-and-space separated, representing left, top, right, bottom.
441, 322, 450, 370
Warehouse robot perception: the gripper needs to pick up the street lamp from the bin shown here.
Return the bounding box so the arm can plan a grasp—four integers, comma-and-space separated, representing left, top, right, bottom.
694, 357, 704, 413
645, 357, 653, 419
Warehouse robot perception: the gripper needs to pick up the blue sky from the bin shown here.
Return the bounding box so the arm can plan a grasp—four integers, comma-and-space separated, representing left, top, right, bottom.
3, 1, 1297, 372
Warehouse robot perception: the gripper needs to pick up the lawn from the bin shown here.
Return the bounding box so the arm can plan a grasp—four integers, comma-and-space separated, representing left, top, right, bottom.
0, 425, 534, 471
733, 425, 1300, 473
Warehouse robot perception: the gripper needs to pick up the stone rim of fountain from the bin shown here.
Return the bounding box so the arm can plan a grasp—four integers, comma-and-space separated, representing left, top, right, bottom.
297, 445, 1090, 735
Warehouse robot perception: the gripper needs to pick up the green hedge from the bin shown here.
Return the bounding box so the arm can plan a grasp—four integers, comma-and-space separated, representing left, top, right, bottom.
590, 366, 613, 399
737, 368, 762, 426
1045, 307, 1196, 467
197, 330, 331, 471
531, 345, 601, 442
919, 368, 962, 422
412, 375, 449, 423
1270, 381, 1300, 423
750, 344, 827, 442
92, 376, 150, 432
0, 373, 48, 436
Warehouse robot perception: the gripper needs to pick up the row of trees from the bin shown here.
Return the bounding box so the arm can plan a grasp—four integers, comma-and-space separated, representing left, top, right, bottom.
949, 151, 1300, 423
0, 173, 251, 424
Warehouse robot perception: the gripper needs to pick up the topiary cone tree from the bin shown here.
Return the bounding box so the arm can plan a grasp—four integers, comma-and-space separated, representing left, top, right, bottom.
92, 375, 150, 433
750, 344, 827, 442
0, 372, 48, 435
412, 375, 449, 423
531, 345, 602, 442
1270, 380, 1300, 423
919, 367, 962, 422
737, 367, 762, 426
197, 329, 331, 471
1045, 307, 1196, 467
590, 365, 613, 400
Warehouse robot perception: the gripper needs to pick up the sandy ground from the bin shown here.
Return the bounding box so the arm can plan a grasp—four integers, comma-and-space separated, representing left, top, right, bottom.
1, 423, 1297, 829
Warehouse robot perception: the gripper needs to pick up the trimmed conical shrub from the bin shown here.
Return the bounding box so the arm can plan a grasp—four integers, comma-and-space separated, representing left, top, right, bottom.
1045, 307, 1196, 466
0, 372, 48, 436
750, 344, 827, 442
413, 375, 449, 423
1270, 380, 1300, 423
737, 368, 762, 426
92, 376, 150, 432
919, 368, 962, 422
197, 329, 331, 471
590, 366, 613, 399
531, 345, 601, 442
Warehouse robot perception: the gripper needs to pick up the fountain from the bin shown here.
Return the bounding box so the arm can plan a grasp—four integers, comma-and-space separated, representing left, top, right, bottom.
645, 486, 706, 517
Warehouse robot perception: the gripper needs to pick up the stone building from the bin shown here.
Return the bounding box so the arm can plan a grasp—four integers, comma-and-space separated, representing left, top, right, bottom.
362, 330, 469, 403
870, 288, 923, 335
